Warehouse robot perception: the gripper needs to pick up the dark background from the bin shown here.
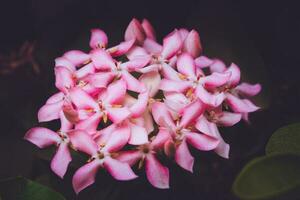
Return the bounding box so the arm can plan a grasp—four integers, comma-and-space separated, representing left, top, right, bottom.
0, 0, 299, 199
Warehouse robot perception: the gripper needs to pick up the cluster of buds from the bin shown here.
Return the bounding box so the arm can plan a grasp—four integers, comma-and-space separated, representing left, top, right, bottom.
24, 18, 261, 193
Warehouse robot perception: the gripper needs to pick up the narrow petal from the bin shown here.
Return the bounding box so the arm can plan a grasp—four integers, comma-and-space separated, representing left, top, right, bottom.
225, 93, 260, 113
151, 129, 171, 150
121, 55, 151, 71
138, 64, 160, 73
182, 30, 202, 58
161, 63, 181, 81
124, 18, 145, 44
74, 62, 95, 79
68, 130, 98, 155
24, 127, 60, 148
90, 49, 115, 70
63, 50, 90, 66
185, 132, 219, 151
102, 124, 130, 152
121, 70, 146, 92
195, 85, 225, 107
176, 53, 196, 79
145, 154, 169, 189
104, 156, 137, 180
38, 101, 63, 122
87, 72, 114, 88
139, 71, 161, 97
143, 38, 162, 54
179, 100, 205, 128
51, 143, 71, 178
75, 112, 102, 134
195, 56, 214, 68
201, 72, 231, 89
159, 79, 190, 93
69, 88, 98, 110
54, 66, 74, 93
225, 63, 240, 87
104, 79, 127, 105
117, 150, 142, 166
217, 111, 242, 126
143, 110, 154, 133
175, 140, 194, 172
161, 30, 182, 59
59, 111, 73, 132
151, 102, 176, 130
235, 83, 262, 97
106, 107, 131, 124
46, 92, 64, 104
89, 28, 108, 49
72, 160, 102, 194
141, 19, 156, 40
128, 123, 148, 145
129, 91, 149, 117
215, 139, 230, 159
108, 39, 135, 57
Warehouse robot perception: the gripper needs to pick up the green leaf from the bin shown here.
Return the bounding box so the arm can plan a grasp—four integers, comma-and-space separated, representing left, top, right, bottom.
266, 123, 300, 155
233, 154, 300, 200
0, 177, 65, 200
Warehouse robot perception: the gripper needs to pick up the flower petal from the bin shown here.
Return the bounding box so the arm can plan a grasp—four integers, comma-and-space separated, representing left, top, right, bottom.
121, 70, 146, 92
151, 128, 171, 150
104, 79, 127, 105
108, 39, 135, 57
68, 130, 98, 155
121, 55, 151, 71
182, 30, 202, 58
128, 122, 148, 145
161, 63, 181, 81
72, 159, 102, 194
225, 93, 260, 113
145, 154, 169, 189
24, 127, 60, 148
139, 71, 161, 97
179, 99, 205, 128
116, 150, 142, 166
138, 64, 160, 73
217, 111, 242, 126
175, 140, 194, 172
104, 156, 138, 180
161, 30, 182, 59
176, 53, 196, 79
126, 46, 149, 60
209, 59, 226, 73
194, 56, 214, 68
141, 19, 156, 40
143, 38, 162, 54
106, 107, 131, 124
195, 115, 219, 138
75, 112, 102, 134
159, 79, 190, 93
63, 50, 90, 66
87, 72, 114, 88
195, 85, 225, 107
55, 57, 76, 72
129, 91, 149, 118
59, 111, 73, 132
200, 72, 231, 89
69, 88, 98, 110
124, 18, 145, 44
38, 101, 63, 122
89, 28, 108, 49
143, 110, 154, 133
225, 63, 240, 87
102, 124, 130, 152
51, 142, 71, 178
151, 102, 176, 130
235, 83, 262, 97
74, 62, 95, 79
90, 49, 115, 70
185, 132, 219, 151
54, 66, 74, 93
46, 92, 64, 104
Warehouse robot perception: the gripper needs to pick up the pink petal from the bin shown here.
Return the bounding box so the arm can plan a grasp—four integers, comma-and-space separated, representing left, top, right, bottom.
195, 85, 225, 107
195, 56, 214, 68
225, 93, 260, 113
63, 50, 90, 66
175, 140, 194, 172
116, 150, 142, 166
151, 129, 171, 150
104, 79, 127, 105
62, 102, 79, 124
225, 63, 241, 87
74, 63, 95, 79
87, 72, 114, 88
89, 28, 108, 49
106, 107, 131, 124
102, 124, 130, 152
24, 127, 60, 148
69, 88, 98, 110
195, 115, 220, 138
138, 64, 160, 73
121, 70, 146, 92
46, 92, 64, 104
108, 39, 135, 57
145, 154, 169, 189
139, 71, 161, 97
182, 30, 202, 58
179, 100, 205, 128
176, 53, 196, 79
124, 18, 145, 44
72, 159, 102, 194
201, 72, 231, 89
51, 142, 71, 178
210, 59, 226, 73
143, 38, 162, 54
104, 156, 138, 180
68, 130, 98, 155
217, 111, 242, 126
94, 124, 116, 145
126, 46, 149, 60
159, 79, 190, 93
54, 66, 74, 93
90, 49, 115, 70
128, 123, 148, 145
161, 63, 181, 81
141, 19, 156, 40
38, 101, 63, 122
178, 28, 189, 40
215, 139, 230, 159
59, 111, 73, 132
143, 110, 154, 133
55, 57, 76, 72
235, 83, 262, 97
185, 132, 219, 151
161, 30, 182, 59
75, 112, 102, 134
129, 91, 149, 117
121, 55, 151, 71
151, 102, 176, 130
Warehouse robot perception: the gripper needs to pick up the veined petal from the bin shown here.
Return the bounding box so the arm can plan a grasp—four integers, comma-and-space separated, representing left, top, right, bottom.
102, 124, 130, 152
143, 38, 162, 54
51, 142, 71, 178
116, 150, 142, 166
217, 111, 242, 126
108, 39, 135, 57
182, 30, 202, 58
55, 57, 76, 72
104, 156, 138, 180
179, 100, 205, 128
195, 85, 225, 107
139, 71, 161, 97
121, 70, 146, 92
195, 56, 214, 68
129, 91, 149, 117
89, 28, 108, 49
151, 102, 176, 130
87, 72, 114, 88
200, 72, 231, 89
235, 83, 262, 97
75, 112, 102, 134
104, 79, 127, 105
106, 107, 131, 124
54, 66, 74, 93
151, 128, 171, 150
38, 101, 63, 122
176, 53, 196, 79
185, 132, 219, 151
90, 49, 115, 70
225, 63, 240, 87
24, 127, 60, 148
175, 140, 194, 172
63, 50, 90, 66
46, 92, 64, 104
124, 18, 145, 44
128, 122, 148, 145
121, 55, 151, 71
142, 19, 156, 40
210, 59, 226, 73
159, 79, 190, 93
74, 63, 95, 79
68, 130, 98, 155
145, 154, 169, 189
225, 93, 260, 113
161, 30, 182, 59
69, 88, 98, 110
72, 159, 102, 194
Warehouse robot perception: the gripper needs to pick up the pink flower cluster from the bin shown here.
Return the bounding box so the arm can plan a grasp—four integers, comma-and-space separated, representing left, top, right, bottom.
24, 18, 261, 193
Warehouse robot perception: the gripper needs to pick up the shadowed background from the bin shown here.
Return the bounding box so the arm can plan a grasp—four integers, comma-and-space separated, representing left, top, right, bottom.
0, 0, 299, 199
